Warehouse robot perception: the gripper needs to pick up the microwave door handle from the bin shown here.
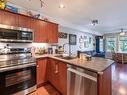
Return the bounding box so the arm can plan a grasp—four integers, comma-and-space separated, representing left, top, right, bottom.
67, 68, 97, 82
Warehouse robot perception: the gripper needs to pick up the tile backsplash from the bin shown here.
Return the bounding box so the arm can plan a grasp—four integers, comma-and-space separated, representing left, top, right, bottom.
0, 42, 49, 49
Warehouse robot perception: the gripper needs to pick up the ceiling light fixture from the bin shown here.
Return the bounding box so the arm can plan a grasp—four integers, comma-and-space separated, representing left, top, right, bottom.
91, 20, 98, 26
120, 28, 126, 36
28, 0, 45, 8
40, 0, 45, 8
59, 4, 65, 8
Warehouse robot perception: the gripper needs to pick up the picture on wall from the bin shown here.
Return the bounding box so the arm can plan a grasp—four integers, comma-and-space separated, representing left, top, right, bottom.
59, 32, 68, 39
69, 34, 77, 45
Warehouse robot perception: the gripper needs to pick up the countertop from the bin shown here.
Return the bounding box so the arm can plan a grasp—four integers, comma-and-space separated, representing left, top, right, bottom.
35, 54, 114, 74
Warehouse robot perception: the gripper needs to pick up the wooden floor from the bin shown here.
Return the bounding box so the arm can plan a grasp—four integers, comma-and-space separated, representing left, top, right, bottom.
30, 63, 127, 95
29, 84, 61, 95
112, 63, 127, 95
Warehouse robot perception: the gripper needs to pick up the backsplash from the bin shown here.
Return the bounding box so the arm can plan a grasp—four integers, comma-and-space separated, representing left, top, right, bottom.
0, 42, 49, 49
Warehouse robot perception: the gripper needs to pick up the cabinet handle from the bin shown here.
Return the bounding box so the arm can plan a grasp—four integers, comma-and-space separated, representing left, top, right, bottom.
37, 65, 39, 68
55, 63, 59, 74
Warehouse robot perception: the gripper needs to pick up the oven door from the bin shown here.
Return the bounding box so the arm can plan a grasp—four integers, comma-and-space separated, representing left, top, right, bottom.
0, 65, 36, 95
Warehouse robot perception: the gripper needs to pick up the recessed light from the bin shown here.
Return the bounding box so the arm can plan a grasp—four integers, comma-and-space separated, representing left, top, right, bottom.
59, 4, 65, 8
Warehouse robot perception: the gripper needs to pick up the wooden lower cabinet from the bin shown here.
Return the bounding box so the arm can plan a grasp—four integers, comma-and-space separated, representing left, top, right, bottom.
58, 61, 67, 95
36, 58, 67, 95
36, 58, 47, 87
47, 58, 67, 95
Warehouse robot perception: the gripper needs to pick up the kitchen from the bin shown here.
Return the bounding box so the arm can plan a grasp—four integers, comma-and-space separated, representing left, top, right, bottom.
0, 0, 127, 95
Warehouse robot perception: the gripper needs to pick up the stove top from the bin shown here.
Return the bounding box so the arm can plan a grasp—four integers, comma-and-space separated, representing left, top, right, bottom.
0, 48, 36, 69
0, 57, 36, 68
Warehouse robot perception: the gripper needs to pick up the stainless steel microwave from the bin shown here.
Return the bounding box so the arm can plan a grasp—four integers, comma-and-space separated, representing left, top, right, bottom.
0, 24, 33, 43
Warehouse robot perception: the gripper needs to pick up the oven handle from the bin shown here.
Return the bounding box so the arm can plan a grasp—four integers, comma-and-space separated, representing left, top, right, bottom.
0, 63, 36, 72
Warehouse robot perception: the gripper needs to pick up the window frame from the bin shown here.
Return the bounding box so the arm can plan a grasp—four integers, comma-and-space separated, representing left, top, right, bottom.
106, 37, 117, 52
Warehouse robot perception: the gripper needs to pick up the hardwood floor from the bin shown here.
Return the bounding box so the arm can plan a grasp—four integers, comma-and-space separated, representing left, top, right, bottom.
30, 63, 127, 95
112, 63, 127, 95
29, 84, 61, 95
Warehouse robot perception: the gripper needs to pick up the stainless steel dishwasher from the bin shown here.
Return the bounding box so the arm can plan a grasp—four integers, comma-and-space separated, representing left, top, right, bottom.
67, 65, 98, 95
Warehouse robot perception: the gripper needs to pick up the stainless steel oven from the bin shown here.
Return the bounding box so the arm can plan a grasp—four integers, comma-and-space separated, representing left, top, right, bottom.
0, 63, 36, 95
0, 24, 33, 43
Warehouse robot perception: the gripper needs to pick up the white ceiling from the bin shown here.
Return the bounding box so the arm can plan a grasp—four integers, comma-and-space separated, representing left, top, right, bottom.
9, 0, 127, 35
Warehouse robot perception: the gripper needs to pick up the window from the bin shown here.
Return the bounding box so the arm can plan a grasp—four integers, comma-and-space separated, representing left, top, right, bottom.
100, 39, 104, 52
106, 37, 116, 52
119, 36, 127, 52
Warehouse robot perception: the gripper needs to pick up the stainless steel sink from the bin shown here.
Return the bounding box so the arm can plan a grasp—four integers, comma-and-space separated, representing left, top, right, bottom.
54, 55, 76, 60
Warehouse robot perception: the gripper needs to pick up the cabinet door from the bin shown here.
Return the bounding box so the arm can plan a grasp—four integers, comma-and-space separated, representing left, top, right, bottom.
31, 19, 40, 42
31, 19, 48, 43
51, 24, 58, 43
47, 59, 60, 88
37, 58, 47, 86
18, 15, 31, 28
58, 62, 67, 95
0, 10, 18, 26
46, 23, 58, 43
0, 10, 4, 24
47, 58, 67, 95
40, 21, 48, 42
47, 58, 54, 83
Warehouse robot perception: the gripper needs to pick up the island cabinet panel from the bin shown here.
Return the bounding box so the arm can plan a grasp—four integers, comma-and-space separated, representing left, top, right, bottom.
98, 66, 112, 95
0, 10, 18, 26
36, 58, 47, 87
18, 15, 31, 28
47, 58, 67, 95
46, 23, 58, 43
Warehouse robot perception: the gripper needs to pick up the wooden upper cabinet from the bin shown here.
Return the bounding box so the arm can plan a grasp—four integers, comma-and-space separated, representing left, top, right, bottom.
39, 21, 48, 43
18, 15, 31, 28
0, 10, 18, 26
31, 19, 40, 42
0, 10, 4, 24
0, 10, 58, 43
47, 23, 58, 43
31, 19, 48, 43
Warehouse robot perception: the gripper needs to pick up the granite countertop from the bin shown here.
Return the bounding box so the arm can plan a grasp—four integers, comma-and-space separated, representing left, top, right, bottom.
35, 54, 114, 74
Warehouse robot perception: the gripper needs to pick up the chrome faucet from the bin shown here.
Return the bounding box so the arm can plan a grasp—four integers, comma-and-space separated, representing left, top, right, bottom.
63, 43, 72, 56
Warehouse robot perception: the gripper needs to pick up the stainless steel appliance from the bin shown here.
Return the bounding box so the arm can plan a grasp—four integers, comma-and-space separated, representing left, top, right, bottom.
67, 65, 97, 95
0, 24, 33, 43
0, 48, 36, 95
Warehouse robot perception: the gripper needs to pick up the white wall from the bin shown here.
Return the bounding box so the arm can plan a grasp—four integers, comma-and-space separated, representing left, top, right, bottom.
58, 26, 95, 55
0, 26, 95, 56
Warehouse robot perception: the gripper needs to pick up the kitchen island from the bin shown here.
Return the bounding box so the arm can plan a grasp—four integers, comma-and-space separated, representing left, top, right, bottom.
35, 54, 114, 95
